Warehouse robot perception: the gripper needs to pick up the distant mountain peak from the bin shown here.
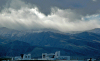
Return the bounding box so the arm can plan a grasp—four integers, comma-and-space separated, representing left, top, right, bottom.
87, 28, 100, 34
0, 27, 8, 29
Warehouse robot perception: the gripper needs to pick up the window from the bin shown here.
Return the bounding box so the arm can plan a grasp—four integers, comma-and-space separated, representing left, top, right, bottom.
25, 56, 27, 58
28, 56, 30, 58
43, 55, 45, 58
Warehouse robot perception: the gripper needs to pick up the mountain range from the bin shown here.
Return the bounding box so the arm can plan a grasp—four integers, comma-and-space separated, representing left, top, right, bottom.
0, 27, 100, 59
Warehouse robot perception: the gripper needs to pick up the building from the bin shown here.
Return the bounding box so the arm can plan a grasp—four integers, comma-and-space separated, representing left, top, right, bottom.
12, 51, 71, 60
41, 51, 70, 60
87, 58, 96, 61
12, 54, 34, 60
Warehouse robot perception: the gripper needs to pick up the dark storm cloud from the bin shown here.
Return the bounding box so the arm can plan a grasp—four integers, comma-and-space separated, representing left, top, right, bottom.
0, 0, 100, 15
22, 0, 100, 15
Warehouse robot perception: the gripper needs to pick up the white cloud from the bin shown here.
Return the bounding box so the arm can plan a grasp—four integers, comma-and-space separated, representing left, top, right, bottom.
0, 0, 100, 33
92, 0, 97, 2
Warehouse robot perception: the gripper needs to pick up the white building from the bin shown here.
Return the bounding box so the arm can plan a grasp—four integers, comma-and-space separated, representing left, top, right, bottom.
12, 51, 70, 60
12, 54, 34, 60
22, 54, 31, 60
87, 58, 96, 61
41, 51, 70, 60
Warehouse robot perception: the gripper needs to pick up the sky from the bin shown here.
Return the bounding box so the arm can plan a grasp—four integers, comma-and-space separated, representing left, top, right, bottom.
0, 0, 100, 33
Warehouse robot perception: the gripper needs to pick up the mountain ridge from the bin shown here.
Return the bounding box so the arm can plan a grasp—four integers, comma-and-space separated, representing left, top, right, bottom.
0, 27, 100, 59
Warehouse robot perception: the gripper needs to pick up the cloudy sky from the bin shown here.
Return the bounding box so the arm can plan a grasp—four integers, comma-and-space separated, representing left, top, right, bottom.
0, 0, 100, 33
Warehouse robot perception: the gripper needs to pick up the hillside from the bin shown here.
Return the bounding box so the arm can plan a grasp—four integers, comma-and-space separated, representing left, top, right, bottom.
0, 39, 87, 59
0, 27, 100, 59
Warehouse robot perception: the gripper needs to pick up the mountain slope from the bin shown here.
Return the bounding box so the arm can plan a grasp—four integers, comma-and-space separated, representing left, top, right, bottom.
0, 39, 87, 59
0, 27, 100, 58
88, 28, 100, 35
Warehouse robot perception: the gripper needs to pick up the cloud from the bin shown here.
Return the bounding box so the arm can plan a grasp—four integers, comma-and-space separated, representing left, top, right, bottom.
0, 0, 100, 33
92, 0, 97, 2
21, 0, 100, 16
